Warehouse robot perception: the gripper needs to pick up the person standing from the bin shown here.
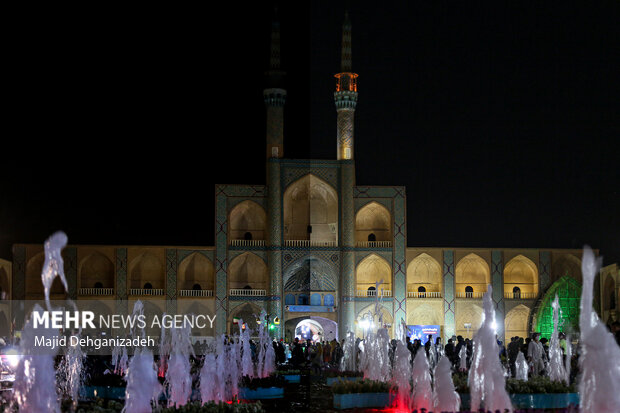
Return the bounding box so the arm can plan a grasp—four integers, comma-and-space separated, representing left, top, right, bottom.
527, 333, 546, 376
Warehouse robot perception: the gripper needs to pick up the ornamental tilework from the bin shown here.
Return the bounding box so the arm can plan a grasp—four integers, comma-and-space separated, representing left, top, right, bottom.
281, 162, 340, 190
116, 248, 127, 300
215, 190, 229, 335
443, 250, 455, 339
215, 185, 266, 198
539, 251, 551, 292
392, 190, 406, 326
166, 249, 177, 315
491, 250, 505, 342
228, 197, 267, 210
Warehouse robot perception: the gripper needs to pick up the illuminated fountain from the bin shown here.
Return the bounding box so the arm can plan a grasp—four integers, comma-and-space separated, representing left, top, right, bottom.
164, 325, 194, 407
432, 356, 460, 412
468, 285, 513, 412
410, 346, 433, 411
578, 246, 620, 411
547, 294, 567, 382
515, 351, 528, 381
390, 322, 411, 410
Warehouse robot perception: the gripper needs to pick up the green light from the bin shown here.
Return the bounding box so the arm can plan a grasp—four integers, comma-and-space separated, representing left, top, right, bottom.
269, 323, 275, 330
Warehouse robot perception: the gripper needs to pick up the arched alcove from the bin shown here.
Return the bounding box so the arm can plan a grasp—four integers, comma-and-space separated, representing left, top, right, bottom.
229, 200, 267, 241
178, 252, 214, 291
505, 304, 530, 339
407, 253, 442, 295
356, 304, 394, 338
533, 276, 581, 339
283, 256, 337, 292
283, 174, 338, 243
355, 201, 392, 243
455, 254, 490, 295
552, 254, 582, 283
504, 255, 539, 298
455, 303, 483, 339
129, 252, 165, 289
229, 303, 262, 336
356, 254, 392, 295
80, 252, 114, 289
26, 252, 67, 297
228, 253, 267, 290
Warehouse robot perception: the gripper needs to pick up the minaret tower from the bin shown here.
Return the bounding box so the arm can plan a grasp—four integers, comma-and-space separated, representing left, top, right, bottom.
265, 8, 285, 338
337, 11, 357, 338
264, 10, 286, 160
334, 11, 358, 161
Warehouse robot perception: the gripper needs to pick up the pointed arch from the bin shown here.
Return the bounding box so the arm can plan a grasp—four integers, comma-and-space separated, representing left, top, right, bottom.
407, 253, 442, 294
129, 252, 165, 289
533, 276, 582, 339
356, 254, 392, 294
455, 303, 483, 339
505, 304, 530, 339
229, 303, 263, 336
79, 251, 115, 289
283, 256, 337, 292
356, 303, 394, 337
228, 200, 267, 241
283, 174, 338, 243
178, 252, 214, 291
455, 253, 490, 295
552, 254, 582, 283
355, 201, 392, 243
228, 252, 267, 290
504, 255, 539, 297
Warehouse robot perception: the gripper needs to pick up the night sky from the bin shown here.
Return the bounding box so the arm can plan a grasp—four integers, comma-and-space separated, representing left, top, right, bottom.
2, 2, 619, 265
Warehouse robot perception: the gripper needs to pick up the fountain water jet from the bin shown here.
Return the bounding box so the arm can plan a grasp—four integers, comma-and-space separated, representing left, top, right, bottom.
390, 321, 411, 410
547, 294, 567, 382
578, 246, 620, 411
515, 351, 528, 381
468, 284, 513, 412
410, 346, 433, 411
164, 325, 194, 407
432, 356, 461, 412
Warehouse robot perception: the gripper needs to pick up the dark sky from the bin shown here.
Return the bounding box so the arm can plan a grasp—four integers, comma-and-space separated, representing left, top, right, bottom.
2, 2, 619, 265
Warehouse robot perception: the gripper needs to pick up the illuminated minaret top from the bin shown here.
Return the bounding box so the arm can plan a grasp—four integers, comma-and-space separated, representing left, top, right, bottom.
334, 11, 358, 161
264, 8, 286, 159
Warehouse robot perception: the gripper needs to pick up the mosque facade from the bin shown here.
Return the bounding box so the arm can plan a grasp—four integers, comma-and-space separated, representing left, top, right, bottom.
5, 14, 618, 344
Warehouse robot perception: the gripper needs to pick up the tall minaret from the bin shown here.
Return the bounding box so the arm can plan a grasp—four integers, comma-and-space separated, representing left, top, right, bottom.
334, 11, 358, 161
265, 8, 285, 339
337, 11, 357, 339
264, 9, 286, 160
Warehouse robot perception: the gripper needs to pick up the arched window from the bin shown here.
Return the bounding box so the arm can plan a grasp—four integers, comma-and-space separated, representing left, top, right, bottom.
285, 294, 295, 305
368, 233, 376, 242
513, 286, 521, 299
298, 294, 309, 305
324, 294, 335, 306
465, 286, 473, 298
367, 286, 376, 297
418, 286, 426, 298
244, 232, 253, 241
94, 282, 103, 289
192, 283, 202, 291
243, 285, 252, 290
144, 282, 153, 290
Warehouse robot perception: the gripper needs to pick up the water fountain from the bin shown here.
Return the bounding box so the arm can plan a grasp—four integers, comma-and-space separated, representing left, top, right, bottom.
410, 346, 433, 411
339, 330, 357, 372
390, 322, 411, 410
432, 355, 461, 412
468, 284, 513, 412
578, 245, 620, 411
164, 325, 194, 407
515, 351, 529, 381
548, 294, 567, 382
122, 348, 162, 413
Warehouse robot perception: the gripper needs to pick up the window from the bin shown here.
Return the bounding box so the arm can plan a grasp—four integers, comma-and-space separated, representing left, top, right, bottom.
367, 286, 376, 297
368, 233, 376, 242
192, 283, 202, 291
244, 232, 253, 241
418, 286, 426, 298
94, 282, 103, 289
465, 286, 473, 298
513, 286, 521, 299
144, 282, 153, 290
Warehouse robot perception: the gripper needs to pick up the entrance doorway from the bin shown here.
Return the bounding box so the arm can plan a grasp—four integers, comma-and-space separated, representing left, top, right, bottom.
295, 319, 324, 342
